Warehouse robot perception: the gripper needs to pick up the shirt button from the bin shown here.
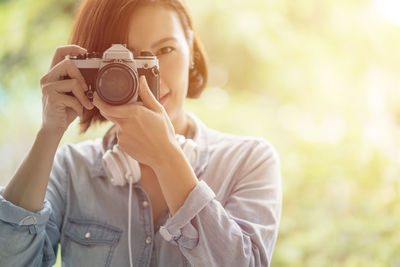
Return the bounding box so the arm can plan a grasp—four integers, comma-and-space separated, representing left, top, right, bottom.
142, 201, 149, 207
145, 236, 152, 244
85, 232, 91, 239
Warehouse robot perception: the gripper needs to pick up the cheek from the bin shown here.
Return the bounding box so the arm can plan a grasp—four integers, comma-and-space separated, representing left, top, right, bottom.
159, 53, 190, 94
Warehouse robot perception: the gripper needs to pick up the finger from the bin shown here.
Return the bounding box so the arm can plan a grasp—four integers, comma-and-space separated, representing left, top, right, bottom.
42, 79, 94, 110
138, 76, 162, 112
62, 94, 84, 118
49, 92, 84, 118
99, 108, 116, 122
47, 58, 88, 91
95, 103, 127, 126
92, 92, 135, 119
50, 45, 87, 70
99, 110, 128, 127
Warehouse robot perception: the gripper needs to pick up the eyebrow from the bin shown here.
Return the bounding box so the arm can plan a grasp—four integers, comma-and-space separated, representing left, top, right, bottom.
151, 37, 177, 48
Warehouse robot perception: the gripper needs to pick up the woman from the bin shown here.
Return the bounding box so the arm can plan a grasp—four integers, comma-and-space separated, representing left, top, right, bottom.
0, 0, 281, 266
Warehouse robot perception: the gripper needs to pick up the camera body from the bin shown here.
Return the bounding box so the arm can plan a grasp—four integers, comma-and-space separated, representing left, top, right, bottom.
69, 44, 159, 105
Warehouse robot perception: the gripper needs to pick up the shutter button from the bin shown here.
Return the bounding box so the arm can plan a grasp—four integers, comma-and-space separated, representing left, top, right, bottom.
85, 232, 91, 239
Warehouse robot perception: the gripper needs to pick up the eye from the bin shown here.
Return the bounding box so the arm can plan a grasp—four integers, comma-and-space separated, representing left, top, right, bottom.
156, 46, 175, 56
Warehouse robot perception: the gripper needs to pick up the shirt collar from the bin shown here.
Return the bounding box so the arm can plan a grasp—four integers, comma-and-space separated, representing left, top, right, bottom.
89, 112, 210, 179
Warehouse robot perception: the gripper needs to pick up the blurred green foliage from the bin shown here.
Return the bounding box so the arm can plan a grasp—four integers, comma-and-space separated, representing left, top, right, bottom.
1, 0, 400, 266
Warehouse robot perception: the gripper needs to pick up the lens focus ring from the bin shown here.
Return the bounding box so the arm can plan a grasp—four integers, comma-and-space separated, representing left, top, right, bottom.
95, 63, 138, 105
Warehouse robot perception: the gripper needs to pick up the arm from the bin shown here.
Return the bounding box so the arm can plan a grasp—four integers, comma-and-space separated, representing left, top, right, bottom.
157, 140, 282, 267
2, 129, 62, 212
0, 144, 69, 267
92, 74, 281, 265
3, 44, 91, 212
152, 142, 198, 215
0, 45, 91, 266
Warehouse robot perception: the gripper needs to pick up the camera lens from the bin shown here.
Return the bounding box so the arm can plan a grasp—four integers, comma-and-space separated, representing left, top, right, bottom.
96, 63, 138, 105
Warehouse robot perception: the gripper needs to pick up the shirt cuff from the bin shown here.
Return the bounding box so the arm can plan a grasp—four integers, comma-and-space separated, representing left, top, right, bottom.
0, 187, 51, 234
159, 180, 215, 249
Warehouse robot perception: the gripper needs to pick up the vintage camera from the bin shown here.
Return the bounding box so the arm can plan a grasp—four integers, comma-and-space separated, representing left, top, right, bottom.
67, 44, 159, 105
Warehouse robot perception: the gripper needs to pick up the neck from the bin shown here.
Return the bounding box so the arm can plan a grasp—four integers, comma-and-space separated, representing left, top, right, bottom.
172, 112, 189, 136
172, 111, 192, 138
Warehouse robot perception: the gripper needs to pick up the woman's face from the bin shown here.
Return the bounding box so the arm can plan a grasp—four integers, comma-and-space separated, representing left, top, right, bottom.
127, 5, 192, 125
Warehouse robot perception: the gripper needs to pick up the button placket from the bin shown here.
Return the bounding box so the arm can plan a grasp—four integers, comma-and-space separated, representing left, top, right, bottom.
139, 187, 155, 262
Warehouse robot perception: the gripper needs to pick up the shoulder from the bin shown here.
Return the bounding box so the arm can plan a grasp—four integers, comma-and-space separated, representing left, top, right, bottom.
206, 127, 280, 166
191, 113, 280, 176
191, 113, 279, 162
197, 122, 281, 205
198, 124, 281, 188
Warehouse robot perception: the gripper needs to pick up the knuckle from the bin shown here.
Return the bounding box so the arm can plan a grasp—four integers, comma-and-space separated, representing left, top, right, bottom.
64, 58, 72, 67
55, 46, 63, 55
56, 45, 65, 52
54, 47, 66, 59
61, 59, 73, 71
41, 84, 50, 94
56, 45, 70, 55
39, 74, 48, 87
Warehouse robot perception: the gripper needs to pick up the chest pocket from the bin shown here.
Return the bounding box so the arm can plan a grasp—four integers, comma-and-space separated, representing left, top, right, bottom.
63, 218, 122, 267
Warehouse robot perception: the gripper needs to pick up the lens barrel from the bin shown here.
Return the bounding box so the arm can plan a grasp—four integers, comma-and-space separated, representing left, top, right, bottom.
95, 63, 139, 105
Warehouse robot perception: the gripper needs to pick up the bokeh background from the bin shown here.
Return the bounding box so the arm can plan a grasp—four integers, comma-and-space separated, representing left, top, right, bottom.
1, 0, 400, 266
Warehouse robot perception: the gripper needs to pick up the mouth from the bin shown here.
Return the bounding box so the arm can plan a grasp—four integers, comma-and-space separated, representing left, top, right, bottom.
159, 93, 169, 105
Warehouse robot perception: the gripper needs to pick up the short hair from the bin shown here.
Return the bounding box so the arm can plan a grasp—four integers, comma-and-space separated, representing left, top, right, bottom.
68, 0, 208, 133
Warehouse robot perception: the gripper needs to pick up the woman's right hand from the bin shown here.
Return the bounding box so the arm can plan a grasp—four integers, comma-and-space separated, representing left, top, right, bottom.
39, 45, 94, 137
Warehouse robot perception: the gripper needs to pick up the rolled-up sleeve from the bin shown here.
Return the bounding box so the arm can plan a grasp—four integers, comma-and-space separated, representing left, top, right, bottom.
160, 180, 215, 249
159, 139, 282, 267
0, 146, 68, 267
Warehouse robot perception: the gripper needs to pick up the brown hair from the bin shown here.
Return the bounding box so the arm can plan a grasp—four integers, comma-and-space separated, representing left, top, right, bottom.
68, 0, 208, 133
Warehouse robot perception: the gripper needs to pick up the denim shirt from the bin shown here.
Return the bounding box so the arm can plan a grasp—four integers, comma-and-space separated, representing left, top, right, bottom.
0, 113, 282, 267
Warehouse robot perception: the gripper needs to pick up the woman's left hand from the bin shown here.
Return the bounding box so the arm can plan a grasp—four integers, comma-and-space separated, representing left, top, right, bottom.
93, 76, 178, 168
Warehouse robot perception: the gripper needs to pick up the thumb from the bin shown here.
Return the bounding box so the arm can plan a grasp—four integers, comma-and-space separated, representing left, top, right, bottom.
138, 75, 162, 112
